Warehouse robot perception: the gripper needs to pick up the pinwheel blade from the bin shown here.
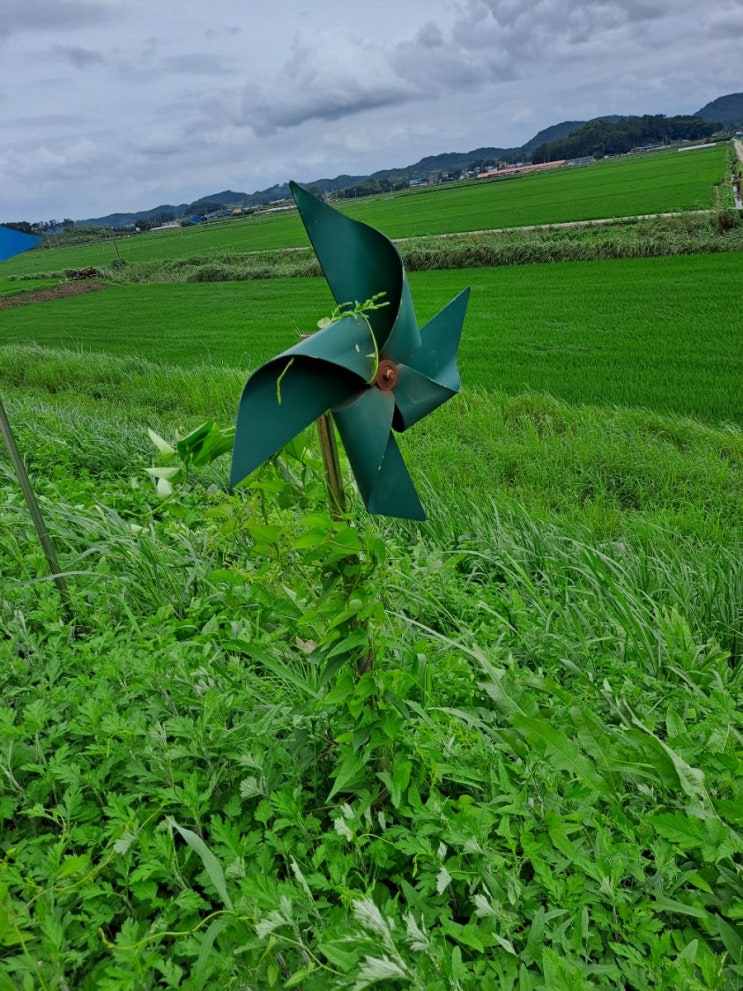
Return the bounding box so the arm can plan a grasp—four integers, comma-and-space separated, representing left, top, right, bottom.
406, 287, 470, 391
290, 182, 420, 359
333, 388, 425, 521
369, 434, 426, 521
333, 388, 393, 497
231, 358, 359, 487
291, 313, 375, 382
231, 314, 374, 486
392, 364, 457, 432
0, 225, 41, 262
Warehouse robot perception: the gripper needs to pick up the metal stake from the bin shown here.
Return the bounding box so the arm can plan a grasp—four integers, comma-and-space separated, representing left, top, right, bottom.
0, 396, 74, 624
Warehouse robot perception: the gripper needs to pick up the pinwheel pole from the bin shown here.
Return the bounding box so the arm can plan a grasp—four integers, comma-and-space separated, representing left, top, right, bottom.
316, 411, 347, 518
0, 225, 74, 625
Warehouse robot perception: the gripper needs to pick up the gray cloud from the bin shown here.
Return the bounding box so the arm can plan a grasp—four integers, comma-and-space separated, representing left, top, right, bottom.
244, 85, 410, 135
52, 45, 105, 69
0, 0, 117, 39
240, 0, 687, 139
160, 54, 235, 77
241, 31, 413, 135
6, 113, 86, 128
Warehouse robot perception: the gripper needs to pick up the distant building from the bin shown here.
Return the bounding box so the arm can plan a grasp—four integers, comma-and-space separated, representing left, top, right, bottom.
477, 160, 566, 179
678, 142, 718, 152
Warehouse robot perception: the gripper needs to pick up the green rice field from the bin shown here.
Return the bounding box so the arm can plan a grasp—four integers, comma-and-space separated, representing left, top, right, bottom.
2, 252, 741, 424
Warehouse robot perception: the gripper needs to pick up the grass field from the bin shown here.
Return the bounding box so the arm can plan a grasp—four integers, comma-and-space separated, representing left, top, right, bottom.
1, 143, 742, 990
3, 252, 742, 424
0, 144, 728, 277
0, 277, 59, 296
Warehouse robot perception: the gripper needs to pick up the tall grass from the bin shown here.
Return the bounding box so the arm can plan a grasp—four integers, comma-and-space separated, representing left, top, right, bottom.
1, 378, 741, 988
3, 348, 741, 549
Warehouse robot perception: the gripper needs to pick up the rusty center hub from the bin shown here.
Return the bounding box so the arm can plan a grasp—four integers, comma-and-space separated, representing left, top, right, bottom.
375, 359, 399, 391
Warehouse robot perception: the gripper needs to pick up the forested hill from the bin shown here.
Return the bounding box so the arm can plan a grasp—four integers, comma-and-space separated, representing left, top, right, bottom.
695, 92, 743, 126
531, 114, 717, 163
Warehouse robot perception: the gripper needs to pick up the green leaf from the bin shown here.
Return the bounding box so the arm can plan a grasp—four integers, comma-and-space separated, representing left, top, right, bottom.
145, 465, 182, 481
649, 813, 708, 849
317, 941, 359, 970
625, 707, 709, 806
716, 799, 743, 827
649, 812, 742, 861
177, 420, 235, 467
325, 628, 372, 662
156, 476, 174, 497
284, 967, 316, 988
327, 752, 367, 801
652, 894, 709, 920
441, 919, 485, 952
716, 915, 743, 964
510, 712, 611, 797
169, 818, 233, 910
147, 427, 176, 454
194, 916, 226, 983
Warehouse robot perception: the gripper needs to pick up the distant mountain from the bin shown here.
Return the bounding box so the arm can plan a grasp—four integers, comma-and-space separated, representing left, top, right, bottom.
73, 94, 739, 227
695, 92, 743, 126
73, 123, 598, 226
188, 189, 246, 209
77, 203, 188, 228
368, 147, 516, 182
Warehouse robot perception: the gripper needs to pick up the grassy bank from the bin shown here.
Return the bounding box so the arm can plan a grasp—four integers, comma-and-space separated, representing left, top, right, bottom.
1, 365, 741, 988
63, 212, 739, 285
2, 345, 742, 546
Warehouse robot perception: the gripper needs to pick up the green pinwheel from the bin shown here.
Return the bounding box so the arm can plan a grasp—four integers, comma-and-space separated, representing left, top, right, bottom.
230, 182, 469, 520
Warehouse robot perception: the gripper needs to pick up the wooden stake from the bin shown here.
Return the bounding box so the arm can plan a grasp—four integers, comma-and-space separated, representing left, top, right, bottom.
316, 411, 346, 519
315, 411, 373, 676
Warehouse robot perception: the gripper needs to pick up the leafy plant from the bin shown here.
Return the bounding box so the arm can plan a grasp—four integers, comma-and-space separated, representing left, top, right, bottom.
146, 419, 235, 496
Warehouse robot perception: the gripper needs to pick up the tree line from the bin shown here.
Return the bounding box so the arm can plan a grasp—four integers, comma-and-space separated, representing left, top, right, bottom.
2, 219, 77, 235
531, 114, 718, 163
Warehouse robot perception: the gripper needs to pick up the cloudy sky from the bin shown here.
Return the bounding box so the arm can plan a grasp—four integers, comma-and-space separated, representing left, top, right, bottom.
1, 0, 741, 222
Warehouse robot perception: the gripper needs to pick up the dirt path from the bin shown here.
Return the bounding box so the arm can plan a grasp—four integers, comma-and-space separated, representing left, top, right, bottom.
0, 280, 109, 310
732, 142, 743, 208
393, 210, 712, 243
